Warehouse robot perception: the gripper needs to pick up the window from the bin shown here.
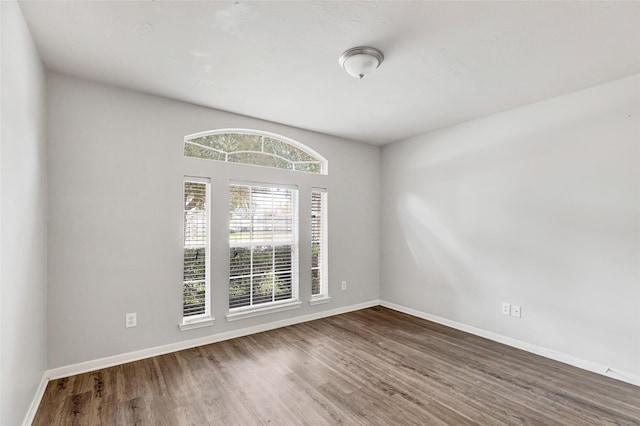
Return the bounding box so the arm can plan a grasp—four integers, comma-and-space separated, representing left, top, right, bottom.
181, 129, 327, 325
311, 189, 329, 302
184, 129, 327, 174
229, 183, 298, 312
181, 177, 212, 328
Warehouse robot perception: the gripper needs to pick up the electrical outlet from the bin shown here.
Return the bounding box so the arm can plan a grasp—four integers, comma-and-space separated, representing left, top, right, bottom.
502, 302, 511, 315
125, 312, 137, 328
341, 281, 347, 291
511, 305, 521, 318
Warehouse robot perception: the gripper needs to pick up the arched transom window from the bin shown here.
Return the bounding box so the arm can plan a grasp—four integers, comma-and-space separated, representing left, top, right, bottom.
184, 129, 327, 174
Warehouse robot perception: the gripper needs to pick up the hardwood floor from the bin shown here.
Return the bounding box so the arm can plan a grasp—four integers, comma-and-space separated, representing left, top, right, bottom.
33, 307, 640, 425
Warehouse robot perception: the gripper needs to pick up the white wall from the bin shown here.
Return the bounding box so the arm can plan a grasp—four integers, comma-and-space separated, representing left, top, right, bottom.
381, 74, 640, 378
47, 73, 380, 369
0, 2, 48, 425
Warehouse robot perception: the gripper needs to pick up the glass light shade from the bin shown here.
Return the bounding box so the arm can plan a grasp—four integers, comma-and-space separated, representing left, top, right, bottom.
343, 54, 380, 79
339, 46, 384, 79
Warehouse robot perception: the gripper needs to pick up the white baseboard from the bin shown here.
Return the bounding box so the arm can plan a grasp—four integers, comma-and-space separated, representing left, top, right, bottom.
379, 300, 640, 388
45, 299, 381, 381
22, 374, 48, 426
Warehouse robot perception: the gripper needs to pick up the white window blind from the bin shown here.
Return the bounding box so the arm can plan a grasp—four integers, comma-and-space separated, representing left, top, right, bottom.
311, 189, 328, 297
229, 183, 298, 310
183, 178, 210, 320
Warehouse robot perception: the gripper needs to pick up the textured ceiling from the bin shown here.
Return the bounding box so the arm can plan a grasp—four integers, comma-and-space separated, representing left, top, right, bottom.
18, 1, 640, 145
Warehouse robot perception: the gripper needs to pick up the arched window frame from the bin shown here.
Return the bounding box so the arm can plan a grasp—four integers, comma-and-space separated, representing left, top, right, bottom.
184, 129, 328, 175
180, 128, 330, 329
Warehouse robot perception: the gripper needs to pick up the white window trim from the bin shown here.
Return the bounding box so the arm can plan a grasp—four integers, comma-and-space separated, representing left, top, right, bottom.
178, 317, 215, 331
309, 296, 331, 306
226, 300, 302, 322
228, 182, 300, 316
230, 179, 298, 191
181, 176, 213, 328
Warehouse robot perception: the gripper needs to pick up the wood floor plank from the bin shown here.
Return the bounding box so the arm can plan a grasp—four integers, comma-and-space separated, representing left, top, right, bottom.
32, 307, 640, 425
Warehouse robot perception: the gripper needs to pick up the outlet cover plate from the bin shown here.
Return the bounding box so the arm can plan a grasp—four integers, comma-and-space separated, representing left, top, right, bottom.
502, 303, 511, 315
126, 312, 137, 328
511, 305, 521, 318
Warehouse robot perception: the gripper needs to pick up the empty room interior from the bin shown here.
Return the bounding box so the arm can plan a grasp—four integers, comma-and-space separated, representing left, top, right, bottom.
2, 1, 640, 425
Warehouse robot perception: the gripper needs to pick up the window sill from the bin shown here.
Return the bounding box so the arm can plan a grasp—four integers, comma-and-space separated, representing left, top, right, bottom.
226, 301, 302, 322
178, 317, 215, 331
309, 296, 331, 306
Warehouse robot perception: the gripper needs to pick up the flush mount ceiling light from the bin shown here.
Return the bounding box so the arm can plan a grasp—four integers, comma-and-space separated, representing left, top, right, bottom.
339, 46, 384, 79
